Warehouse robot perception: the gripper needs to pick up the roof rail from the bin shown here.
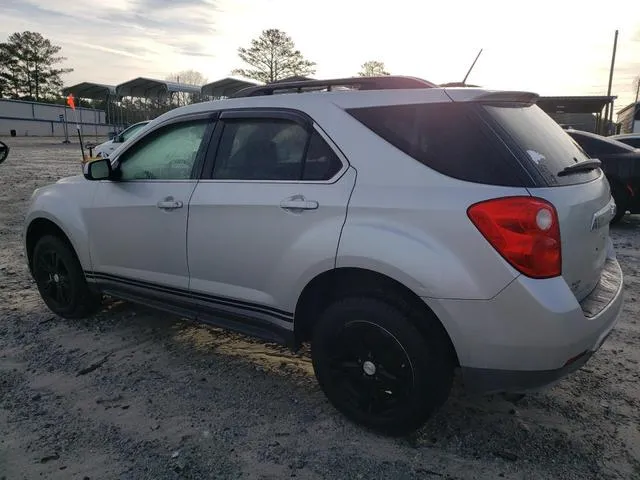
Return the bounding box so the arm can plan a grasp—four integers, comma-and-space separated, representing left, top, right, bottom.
230, 76, 437, 98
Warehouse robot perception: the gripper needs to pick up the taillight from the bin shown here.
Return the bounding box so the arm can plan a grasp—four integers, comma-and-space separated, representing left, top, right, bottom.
467, 196, 561, 279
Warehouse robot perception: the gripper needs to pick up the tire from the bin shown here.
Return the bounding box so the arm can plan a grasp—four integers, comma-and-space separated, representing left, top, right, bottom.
311, 297, 454, 436
610, 184, 628, 224
32, 235, 102, 319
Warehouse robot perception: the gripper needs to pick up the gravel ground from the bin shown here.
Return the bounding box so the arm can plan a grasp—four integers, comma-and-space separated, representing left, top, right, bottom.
1, 136, 639, 480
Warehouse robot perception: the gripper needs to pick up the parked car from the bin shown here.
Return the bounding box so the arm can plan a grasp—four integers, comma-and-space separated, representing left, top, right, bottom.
0, 140, 9, 165
565, 129, 640, 223
94, 121, 150, 158
610, 132, 640, 149
23, 77, 623, 435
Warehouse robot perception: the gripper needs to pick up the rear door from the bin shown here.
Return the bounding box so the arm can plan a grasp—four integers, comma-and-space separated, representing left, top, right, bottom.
187, 109, 355, 330
482, 103, 614, 300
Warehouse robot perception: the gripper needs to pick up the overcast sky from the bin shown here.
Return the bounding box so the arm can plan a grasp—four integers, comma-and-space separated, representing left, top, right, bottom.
2, 0, 640, 108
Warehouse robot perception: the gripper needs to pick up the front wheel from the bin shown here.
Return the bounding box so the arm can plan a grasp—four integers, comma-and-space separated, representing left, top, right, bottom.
32, 235, 102, 319
311, 297, 454, 436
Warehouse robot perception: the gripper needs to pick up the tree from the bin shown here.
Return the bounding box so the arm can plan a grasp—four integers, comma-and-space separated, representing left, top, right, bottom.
232, 29, 316, 83
165, 69, 208, 86
358, 60, 390, 77
0, 31, 73, 101
165, 70, 208, 106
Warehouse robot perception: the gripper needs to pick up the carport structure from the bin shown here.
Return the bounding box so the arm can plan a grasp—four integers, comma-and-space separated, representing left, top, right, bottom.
62, 82, 118, 131
200, 76, 261, 100
537, 95, 617, 135
115, 77, 203, 122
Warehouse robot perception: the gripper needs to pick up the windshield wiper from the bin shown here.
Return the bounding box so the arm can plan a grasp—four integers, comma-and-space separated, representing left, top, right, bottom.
557, 158, 601, 177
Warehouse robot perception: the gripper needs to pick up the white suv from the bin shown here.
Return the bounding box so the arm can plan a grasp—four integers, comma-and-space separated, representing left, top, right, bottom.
23, 77, 624, 435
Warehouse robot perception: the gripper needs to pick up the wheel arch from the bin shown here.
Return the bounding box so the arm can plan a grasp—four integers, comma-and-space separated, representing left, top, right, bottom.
293, 266, 460, 366
25, 217, 79, 274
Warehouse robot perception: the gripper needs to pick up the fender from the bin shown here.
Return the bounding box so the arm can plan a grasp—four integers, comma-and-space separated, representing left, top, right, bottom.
335, 218, 520, 301
24, 175, 96, 271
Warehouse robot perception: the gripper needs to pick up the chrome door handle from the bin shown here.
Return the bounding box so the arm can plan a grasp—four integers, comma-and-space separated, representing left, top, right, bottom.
157, 198, 183, 210
280, 199, 319, 211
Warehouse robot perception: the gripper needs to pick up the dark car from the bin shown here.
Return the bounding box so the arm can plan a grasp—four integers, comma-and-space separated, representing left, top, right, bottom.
611, 133, 640, 149
566, 129, 640, 223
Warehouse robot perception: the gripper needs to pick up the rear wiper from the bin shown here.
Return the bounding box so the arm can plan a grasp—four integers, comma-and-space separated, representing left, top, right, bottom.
557, 158, 601, 176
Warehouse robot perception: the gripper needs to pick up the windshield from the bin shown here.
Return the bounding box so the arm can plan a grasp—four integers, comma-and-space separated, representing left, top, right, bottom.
483, 104, 600, 186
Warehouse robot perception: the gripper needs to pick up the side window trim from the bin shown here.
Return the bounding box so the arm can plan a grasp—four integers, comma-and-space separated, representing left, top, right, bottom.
200, 111, 348, 183
110, 112, 218, 182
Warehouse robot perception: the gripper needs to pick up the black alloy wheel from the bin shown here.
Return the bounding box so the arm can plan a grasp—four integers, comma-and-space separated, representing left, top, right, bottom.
327, 320, 414, 417
34, 246, 73, 310
312, 297, 454, 436
32, 235, 102, 318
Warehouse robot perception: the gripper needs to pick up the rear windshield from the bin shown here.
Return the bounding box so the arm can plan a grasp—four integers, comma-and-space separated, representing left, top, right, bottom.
483, 104, 601, 186
346, 103, 529, 187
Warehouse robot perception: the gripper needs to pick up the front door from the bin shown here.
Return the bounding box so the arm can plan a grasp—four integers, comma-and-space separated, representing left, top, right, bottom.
187, 110, 355, 334
86, 117, 213, 296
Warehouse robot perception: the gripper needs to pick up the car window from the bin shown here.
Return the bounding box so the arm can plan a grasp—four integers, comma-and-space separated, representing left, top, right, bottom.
213, 119, 342, 181
483, 106, 600, 186
347, 102, 525, 187
302, 131, 343, 180
118, 120, 208, 181
121, 123, 147, 142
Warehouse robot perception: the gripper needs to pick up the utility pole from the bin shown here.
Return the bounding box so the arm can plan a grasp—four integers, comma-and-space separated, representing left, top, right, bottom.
633, 76, 640, 133
603, 30, 618, 135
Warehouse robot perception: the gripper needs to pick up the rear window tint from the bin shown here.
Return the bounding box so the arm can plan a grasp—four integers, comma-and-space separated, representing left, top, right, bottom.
483, 104, 600, 186
346, 103, 528, 187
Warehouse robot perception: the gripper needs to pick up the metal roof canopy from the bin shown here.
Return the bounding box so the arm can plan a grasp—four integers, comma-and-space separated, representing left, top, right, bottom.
62, 82, 116, 99
201, 76, 262, 98
537, 96, 616, 114
116, 77, 201, 98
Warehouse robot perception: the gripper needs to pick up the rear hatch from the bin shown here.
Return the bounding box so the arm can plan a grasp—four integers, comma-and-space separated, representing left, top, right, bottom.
480, 101, 613, 301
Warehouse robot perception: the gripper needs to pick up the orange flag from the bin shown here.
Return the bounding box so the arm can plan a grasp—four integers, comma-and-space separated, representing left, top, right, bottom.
66, 93, 76, 110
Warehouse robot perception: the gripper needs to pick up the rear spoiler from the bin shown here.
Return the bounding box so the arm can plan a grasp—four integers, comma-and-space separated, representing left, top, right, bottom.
473, 91, 540, 106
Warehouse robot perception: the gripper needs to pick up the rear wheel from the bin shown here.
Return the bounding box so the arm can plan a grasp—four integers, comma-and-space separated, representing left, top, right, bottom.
311, 297, 454, 436
32, 235, 102, 319
610, 183, 628, 224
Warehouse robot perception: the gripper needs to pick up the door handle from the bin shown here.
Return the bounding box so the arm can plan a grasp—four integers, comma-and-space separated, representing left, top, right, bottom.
280, 198, 319, 211
156, 198, 183, 210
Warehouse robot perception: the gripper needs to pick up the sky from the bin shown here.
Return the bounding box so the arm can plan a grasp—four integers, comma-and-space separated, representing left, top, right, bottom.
2, 0, 640, 110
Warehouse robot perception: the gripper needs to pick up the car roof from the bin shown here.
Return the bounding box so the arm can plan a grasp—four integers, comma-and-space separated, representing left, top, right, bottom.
566, 129, 637, 151
611, 132, 640, 139
146, 83, 539, 131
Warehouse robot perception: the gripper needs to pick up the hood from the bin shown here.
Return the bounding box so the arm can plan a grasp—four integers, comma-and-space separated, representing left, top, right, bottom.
56, 174, 85, 184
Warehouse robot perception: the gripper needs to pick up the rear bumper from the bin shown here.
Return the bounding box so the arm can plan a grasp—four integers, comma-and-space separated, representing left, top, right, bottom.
425, 255, 624, 395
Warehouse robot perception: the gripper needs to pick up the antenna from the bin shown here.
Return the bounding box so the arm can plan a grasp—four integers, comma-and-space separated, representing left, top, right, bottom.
462, 48, 483, 85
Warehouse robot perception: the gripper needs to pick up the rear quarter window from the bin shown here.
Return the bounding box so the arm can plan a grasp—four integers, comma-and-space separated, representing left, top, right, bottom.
345, 103, 530, 187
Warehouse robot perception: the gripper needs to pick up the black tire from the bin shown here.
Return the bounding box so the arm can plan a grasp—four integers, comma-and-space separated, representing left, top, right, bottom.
311, 297, 454, 436
610, 184, 628, 224
32, 235, 102, 319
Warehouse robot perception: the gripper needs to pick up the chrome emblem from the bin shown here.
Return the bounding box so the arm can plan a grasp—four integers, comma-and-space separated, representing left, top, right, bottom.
591, 200, 616, 231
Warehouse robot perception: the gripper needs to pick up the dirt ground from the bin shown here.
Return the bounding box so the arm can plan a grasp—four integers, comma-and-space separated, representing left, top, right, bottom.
1, 136, 639, 480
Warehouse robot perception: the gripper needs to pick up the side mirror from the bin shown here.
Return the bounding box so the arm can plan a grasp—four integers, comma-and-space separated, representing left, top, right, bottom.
115, 134, 124, 143
0, 141, 9, 165
83, 158, 113, 181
